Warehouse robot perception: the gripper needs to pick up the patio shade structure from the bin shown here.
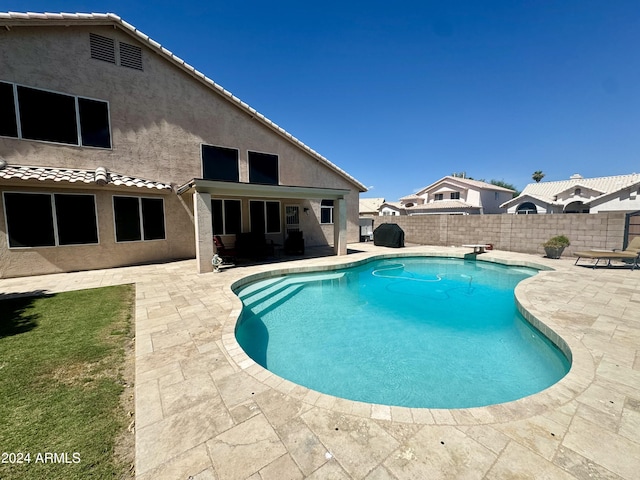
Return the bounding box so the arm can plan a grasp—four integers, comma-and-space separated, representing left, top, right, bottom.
177, 179, 351, 273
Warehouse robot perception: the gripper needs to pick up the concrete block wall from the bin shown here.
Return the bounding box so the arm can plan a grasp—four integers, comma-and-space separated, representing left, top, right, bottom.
373, 213, 627, 257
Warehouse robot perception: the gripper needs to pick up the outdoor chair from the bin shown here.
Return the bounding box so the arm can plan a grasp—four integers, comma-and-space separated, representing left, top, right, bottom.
573, 236, 640, 270
235, 232, 275, 259
213, 235, 237, 263
284, 230, 305, 255
619, 236, 640, 253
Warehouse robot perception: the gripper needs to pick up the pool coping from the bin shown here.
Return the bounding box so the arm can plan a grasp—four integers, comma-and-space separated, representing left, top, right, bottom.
220, 249, 594, 426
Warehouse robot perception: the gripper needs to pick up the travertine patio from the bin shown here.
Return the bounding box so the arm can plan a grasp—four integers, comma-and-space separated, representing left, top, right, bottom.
1, 243, 638, 479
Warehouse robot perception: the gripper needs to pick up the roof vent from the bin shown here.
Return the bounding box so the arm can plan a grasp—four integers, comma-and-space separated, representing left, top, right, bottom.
119, 42, 143, 71
570, 173, 583, 179
90, 33, 116, 64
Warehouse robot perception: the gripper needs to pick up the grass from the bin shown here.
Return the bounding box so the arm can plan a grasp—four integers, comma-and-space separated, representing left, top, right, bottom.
0, 285, 135, 480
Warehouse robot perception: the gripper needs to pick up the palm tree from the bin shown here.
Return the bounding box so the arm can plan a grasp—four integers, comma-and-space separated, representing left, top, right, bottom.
532, 171, 545, 183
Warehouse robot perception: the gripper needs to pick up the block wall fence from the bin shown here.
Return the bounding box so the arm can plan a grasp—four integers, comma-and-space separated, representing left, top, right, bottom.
372, 212, 627, 257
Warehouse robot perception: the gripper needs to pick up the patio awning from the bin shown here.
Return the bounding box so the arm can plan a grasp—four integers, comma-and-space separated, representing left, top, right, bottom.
176, 179, 350, 200
179, 179, 351, 273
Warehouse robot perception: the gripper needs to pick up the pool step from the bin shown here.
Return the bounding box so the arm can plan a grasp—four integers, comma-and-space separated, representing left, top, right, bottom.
245, 284, 304, 317
240, 272, 345, 307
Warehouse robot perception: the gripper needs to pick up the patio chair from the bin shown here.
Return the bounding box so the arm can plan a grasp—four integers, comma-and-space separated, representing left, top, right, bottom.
573, 237, 640, 270
284, 230, 305, 255
213, 235, 237, 263
617, 236, 640, 254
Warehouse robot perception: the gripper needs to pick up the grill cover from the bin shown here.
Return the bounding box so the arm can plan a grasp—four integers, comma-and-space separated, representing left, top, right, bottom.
373, 223, 405, 248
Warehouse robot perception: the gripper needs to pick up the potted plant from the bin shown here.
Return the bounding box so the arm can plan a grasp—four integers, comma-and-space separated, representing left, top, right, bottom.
543, 235, 570, 259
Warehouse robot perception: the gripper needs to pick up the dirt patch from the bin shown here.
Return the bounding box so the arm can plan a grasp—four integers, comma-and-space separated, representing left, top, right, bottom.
113, 329, 136, 478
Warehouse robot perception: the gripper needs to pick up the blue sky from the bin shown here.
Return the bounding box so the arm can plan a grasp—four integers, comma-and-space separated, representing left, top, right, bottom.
7, 1, 639, 200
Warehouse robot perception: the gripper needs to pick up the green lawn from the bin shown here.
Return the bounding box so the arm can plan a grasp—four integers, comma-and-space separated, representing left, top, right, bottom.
0, 285, 135, 480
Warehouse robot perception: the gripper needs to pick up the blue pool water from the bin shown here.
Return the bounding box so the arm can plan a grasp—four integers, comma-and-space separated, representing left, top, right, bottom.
235, 257, 570, 408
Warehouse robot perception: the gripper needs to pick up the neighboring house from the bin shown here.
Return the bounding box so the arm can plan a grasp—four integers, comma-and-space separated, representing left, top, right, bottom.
359, 197, 385, 216
501, 173, 640, 214
399, 176, 515, 215
0, 12, 366, 278
379, 202, 404, 216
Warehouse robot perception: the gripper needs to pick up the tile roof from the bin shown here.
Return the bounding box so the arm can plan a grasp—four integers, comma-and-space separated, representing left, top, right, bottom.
0, 11, 367, 193
401, 176, 515, 200
359, 197, 386, 213
520, 173, 640, 199
0, 165, 172, 190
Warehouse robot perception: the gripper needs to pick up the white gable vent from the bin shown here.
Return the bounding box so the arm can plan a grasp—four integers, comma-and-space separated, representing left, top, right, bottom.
89, 33, 116, 64
119, 42, 143, 71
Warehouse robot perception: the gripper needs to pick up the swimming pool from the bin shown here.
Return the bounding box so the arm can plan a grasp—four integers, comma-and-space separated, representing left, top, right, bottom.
234, 256, 570, 408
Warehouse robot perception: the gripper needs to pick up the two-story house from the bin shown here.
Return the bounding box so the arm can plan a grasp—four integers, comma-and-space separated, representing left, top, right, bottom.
0, 12, 366, 278
398, 176, 515, 215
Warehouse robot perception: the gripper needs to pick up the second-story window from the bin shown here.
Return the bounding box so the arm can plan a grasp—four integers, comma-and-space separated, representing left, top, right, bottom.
0, 81, 111, 148
248, 151, 278, 185
450, 192, 460, 200
434, 193, 444, 201
202, 145, 239, 182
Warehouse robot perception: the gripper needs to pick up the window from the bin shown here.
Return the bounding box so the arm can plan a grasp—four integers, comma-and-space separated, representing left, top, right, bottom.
434, 193, 444, 201
248, 151, 278, 185
249, 200, 280, 233
202, 145, 239, 182
574, 188, 582, 196
3, 192, 98, 247
113, 196, 165, 242
18, 86, 78, 145
0, 82, 18, 138
0, 81, 111, 148
78, 98, 111, 148
450, 192, 460, 200
516, 202, 537, 214
321, 199, 334, 224
211, 199, 241, 234
54, 194, 99, 245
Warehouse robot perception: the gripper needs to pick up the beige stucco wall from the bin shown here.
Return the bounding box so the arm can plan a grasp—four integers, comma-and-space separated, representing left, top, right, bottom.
0, 183, 194, 278
0, 24, 362, 277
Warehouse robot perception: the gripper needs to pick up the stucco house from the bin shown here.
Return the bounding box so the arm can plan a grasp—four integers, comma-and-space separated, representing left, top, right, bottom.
398, 176, 514, 215
379, 202, 404, 216
0, 12, 366, 278
501, 173, 640, 214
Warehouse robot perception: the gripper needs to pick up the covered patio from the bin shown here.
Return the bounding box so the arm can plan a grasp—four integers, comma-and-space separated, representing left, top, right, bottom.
176, 179, 351, 273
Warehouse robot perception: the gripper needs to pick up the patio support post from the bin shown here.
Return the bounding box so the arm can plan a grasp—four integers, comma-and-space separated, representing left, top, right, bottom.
193, 191, 214, 273
333, 197, 347, 255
